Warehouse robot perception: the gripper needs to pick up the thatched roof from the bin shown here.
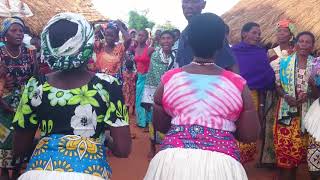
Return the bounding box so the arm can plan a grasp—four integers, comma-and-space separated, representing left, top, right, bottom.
222, 0, 320, 49
1, 0, 107, 35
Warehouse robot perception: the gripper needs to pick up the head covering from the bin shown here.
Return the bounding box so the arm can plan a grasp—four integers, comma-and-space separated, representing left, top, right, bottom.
129, 29, 137, 34
231, 42, 275, 90
100, 20, 119, 33
277, 19, 296, 35
0, 17, 24, 37
41, 12, 94, 71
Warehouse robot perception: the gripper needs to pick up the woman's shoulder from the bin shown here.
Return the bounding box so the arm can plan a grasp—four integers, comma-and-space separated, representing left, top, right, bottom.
161, 68, 183, 85
221, 70, 247, 92
150, 49, 160, 60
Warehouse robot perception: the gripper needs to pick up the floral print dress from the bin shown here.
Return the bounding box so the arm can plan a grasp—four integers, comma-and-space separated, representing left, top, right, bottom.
0, 46, 35, 169
12, 73, 129, 179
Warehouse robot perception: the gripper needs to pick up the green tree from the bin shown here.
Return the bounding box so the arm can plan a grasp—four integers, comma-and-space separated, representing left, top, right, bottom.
128, 10, 155, 30
157, 21, 177, 31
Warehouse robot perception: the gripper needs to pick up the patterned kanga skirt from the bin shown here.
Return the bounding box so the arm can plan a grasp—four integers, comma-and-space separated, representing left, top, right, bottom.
308, 136, 320, 172
0, 108, 14, 169
274, 116, 308, 168
19, 134, 111, 180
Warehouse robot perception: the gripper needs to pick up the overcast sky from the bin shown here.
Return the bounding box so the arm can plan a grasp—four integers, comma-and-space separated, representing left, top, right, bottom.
92, 0, 239, 29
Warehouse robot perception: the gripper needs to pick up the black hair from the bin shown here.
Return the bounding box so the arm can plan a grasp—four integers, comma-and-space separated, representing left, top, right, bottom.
296, 31, 316, 45
24, 26, 31, 35
241, 22, 260, 33
225, 24, 230, 35
139, 29, 149, 37
48, 19, 78, 48
187, 13, 225, 59
241, 22, 259, 40
125, 59, 134, 71
171, 29, 180, 35
160, 30, 175, 39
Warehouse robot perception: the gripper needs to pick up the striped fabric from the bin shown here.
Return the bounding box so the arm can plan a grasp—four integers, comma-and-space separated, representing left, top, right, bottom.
161, 68, 246, 132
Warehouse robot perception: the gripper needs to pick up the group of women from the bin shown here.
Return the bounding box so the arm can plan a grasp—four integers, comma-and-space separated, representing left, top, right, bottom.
0, 8, 320, 180
0, 13, 132, 180
0, 10, 182, 180
232, 19, 320, 180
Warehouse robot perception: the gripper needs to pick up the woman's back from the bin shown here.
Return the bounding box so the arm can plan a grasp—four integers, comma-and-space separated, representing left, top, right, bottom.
13, 73, 125, 137
13, 73, 128, 179
160, 68, 246, 161
161, 68, 245, 132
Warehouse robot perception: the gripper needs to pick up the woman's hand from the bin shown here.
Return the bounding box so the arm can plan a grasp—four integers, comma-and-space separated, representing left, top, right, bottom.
115, 20, 125, 30
297, 92, 308, 104
308, 77, 320, 98
309, 77, 316, 87
0, 100, 14, 113
284, 94, 299, 106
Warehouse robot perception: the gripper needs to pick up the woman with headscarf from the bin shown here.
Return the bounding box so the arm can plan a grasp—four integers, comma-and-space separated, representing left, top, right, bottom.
135, 29, 154, 128
91, 20, 131, 82
12, 13, 131, 180
144, 13, 260, 180
268, 20, 295, 62
274, 31, 315, 180
231, 22, 275, 164
141, 30, 178, 157
0, 17, 36, 178
259, 19, 296, 168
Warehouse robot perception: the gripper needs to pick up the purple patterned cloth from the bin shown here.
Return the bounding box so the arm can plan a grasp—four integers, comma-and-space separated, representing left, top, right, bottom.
311, 57, 320, 87
161, 125, 240, 161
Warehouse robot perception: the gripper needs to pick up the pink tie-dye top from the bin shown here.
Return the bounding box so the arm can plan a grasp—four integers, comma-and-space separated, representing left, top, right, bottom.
161, 68, 246, 132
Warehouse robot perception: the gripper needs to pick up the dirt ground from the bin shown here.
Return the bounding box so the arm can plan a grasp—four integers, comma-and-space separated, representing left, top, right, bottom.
109, 122, 311, 180
0, 118, 310, 180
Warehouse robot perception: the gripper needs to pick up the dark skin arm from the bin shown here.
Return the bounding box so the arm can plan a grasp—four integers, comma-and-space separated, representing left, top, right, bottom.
152, 83, 172, 134
13, 129, 37, 165
309, 78, 320, 99
115, 20, 131, 51
109, 126, 132, 158
235, 85, 261, 143
0, 99, 14, 113
147, 47, 155, 57
275, 85, 299, 106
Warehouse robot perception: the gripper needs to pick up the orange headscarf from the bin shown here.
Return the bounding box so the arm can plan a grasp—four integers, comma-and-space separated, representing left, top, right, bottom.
277, 19, 296, 34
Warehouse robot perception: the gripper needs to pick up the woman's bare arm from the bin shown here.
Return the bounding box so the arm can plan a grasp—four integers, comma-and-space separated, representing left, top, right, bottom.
152, 83, 171, 134
235, 85, 261, 143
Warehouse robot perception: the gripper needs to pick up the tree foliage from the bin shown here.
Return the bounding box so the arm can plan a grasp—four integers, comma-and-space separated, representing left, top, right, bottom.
157, 21, 177, 31
128, 10, 155, 30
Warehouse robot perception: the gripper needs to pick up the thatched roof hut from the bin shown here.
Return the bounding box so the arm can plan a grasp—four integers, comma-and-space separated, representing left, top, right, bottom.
1, 0, 107, 35
222, 0, 320, 49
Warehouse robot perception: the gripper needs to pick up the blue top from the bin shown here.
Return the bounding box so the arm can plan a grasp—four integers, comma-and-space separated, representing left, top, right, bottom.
176, 26, 236, 69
